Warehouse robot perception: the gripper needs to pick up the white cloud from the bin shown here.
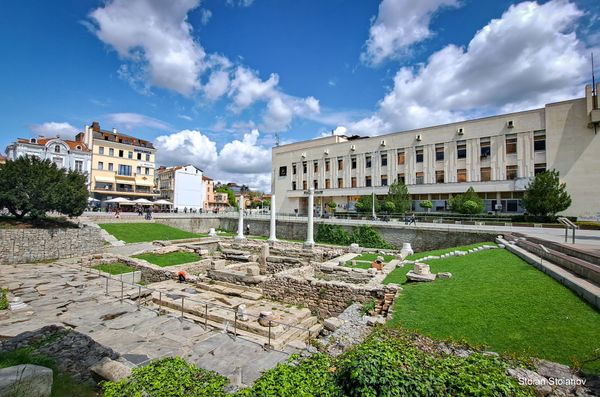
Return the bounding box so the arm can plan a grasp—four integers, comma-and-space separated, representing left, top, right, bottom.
155, 130, 218, 168
89, 0, 205, 96
30, 122, 79, 139
178, 114, 193, 121
226, 0, 255, 7
203, 70, 231, 100
218, 129, 271, 173
228, 66, 279, 110
349, 0, 589, 135
106, 113, 170, 130
362, 0, 459, 65
200, 9, 212, 25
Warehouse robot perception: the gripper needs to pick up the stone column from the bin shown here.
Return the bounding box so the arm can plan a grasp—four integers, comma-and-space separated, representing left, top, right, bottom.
268, 194, 277, 242
304, 188, 315, 247
235, 195, 245, 241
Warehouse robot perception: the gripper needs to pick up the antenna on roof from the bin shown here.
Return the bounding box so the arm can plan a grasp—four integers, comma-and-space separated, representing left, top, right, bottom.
274, 133, 280, 147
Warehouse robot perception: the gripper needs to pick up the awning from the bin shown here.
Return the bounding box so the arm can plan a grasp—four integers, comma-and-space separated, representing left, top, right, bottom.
136, 179, 155, 187
95, 176, 115, 183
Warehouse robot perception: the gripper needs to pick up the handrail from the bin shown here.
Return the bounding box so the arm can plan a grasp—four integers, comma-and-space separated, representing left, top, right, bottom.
557, 217, 577, 243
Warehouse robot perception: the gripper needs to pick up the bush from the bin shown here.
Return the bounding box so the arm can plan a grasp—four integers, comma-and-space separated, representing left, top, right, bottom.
0, 289, 7, 310
383, 201, 396, 213
448, 187, 485, 215
419, 200, 433, 210
102, 357, 228, 397
354, 195, 380, 213
350, 225, 392, 249
316, 224, 351, 246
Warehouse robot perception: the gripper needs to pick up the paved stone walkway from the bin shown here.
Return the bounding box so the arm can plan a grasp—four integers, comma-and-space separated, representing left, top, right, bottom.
104, 242, 158, 256
0, 263, 290, 386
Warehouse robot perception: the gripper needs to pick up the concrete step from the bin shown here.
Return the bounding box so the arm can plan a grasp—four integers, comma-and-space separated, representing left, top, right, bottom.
194, 278, 264, 300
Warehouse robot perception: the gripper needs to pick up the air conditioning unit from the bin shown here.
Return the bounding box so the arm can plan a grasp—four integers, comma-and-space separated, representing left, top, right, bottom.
416, 134, 422, 141
301, 152, 307, 158
507, 120, 514, 128
457, 128, 464, 135
380, 139, 386, 146
324, 149, 329, 155
350, 144, 356, 151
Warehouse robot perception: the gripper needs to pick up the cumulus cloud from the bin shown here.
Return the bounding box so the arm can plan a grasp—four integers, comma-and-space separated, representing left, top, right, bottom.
349, 0, 590, 135
30, 122, 79, 139
203, 70, 231, 101
155, 129, 218, 169
218, 129, 271, 173
106, 113, 170, 130
362, 0, 459, 65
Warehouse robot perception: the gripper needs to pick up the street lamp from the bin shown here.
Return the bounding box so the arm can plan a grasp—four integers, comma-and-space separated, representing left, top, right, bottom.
371, 149, 378, 221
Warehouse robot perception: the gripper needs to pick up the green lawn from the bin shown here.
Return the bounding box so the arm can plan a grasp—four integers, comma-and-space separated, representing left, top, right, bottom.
407, 241, 496, 261
384, 248, 600, 373
133, 251, 200, 267
345, 253, 396, 269
99, 223, 202, 243
91, 262, 135, 275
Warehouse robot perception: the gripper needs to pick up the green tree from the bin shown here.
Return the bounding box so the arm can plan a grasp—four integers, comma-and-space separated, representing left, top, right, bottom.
354, 195, 381, 213
387, 179, 411, 214
0, 156, 87, 219
383, 201, 396, 213
419, 200, 433, 212
326, 201, 337, 213
448, 187, 485, 214
522, 170, 571, 217
216, 186, 238, 208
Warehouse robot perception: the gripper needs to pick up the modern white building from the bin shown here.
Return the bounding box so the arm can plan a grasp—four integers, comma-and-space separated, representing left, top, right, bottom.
5, 137, 92, 185
272, 85, 600, 219
156, 165, 205, 211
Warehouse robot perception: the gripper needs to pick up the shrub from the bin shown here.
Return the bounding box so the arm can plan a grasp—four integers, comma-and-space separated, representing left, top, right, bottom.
327, 201, 337, 212
360, 299, 377, 315
383, 201, 396, 213
316, 224, 351, 246
102, 357, 228, 397
448, 187, 484, 215
419, 200, 433, 210
354, 195, 380, 213
350, 225, 392, 249
0, 289, 8, 310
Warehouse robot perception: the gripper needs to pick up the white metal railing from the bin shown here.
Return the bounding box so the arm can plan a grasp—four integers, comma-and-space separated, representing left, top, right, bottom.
557, 217, 578, 243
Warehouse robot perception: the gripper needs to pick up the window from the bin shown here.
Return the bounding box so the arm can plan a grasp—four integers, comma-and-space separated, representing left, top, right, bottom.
381, 175, 388, 186
54, 145, 60, 153
279, 166, 287, 177
75, 160, 83, 173
98, 161, 104, 171
303, 161, 307, 173
480, 167, 491, 181
145, 168, 150, 175
292, 164, 297, 175
506, 165, 518, 180
337, 178, 343, 188
457, 140, 467, 159
136, 166, 141, 174
314, 180, 318, 189
118, 150, 124, 158
118, 164, 132, 176
128, 151, 133, 159
416, 147, 424, 163
457, 169, 467, 182
351, 177, 357, 188
351, 157, 357, 169
506, 134, 517, 154
415, 172, 424, 185
381, 153, 388, 166
435, 145, 444, 161
99, 147, 104, 155
108, 163, 114, 171
397, 173, 405, 184
146, 153, 151, 161
435, 170, 444, 183
366, 156, 372, 168
365, 176, 372, 187
534, 131, 546, 151
534, 163, 546, 175
337, 158, 343, 170
480, 138, 491, 158
302, 180, 307, 190
325, 179, 331, 189
397, 150, 405, 165
325, 160, 330, 172
292, 181, 297, 190
314, 161, 318, 172
109, 148, 114, 156
137, 153, 142, 160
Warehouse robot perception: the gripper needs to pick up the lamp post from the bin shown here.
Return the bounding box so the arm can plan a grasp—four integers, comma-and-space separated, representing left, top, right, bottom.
371, 149, 378, 221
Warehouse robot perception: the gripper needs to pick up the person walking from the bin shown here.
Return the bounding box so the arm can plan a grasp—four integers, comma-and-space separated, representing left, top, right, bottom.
408, 213, 417, 226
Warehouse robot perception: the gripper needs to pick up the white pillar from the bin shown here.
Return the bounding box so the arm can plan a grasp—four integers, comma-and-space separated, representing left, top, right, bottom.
268, 194, 277, 242
304, 188, 315, 247
235, 195, 245, 241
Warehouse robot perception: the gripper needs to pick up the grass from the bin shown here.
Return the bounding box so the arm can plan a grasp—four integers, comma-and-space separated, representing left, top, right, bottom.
99, 223, 202, 243
344, 253, 396, 269
406, 241, 495, 261
0, 288, 8, 310
91, 262, 135, 275
133, 251, 200, 267
384, 247, 600, 374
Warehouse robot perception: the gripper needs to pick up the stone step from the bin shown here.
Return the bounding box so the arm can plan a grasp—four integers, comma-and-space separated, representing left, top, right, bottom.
194, 278, 263, 300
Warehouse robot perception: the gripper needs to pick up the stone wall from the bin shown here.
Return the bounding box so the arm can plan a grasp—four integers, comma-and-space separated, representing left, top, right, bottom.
0, 226, 103, 265
154, 216, 220, 234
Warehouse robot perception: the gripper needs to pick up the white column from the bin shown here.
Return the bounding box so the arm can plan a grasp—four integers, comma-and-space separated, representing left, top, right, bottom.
235, 195, 245, 240
268, 194, 277, 242
304, 188, 315, 247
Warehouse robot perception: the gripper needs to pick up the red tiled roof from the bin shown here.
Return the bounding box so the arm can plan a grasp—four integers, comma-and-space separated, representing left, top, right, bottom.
16, 137, 91, 152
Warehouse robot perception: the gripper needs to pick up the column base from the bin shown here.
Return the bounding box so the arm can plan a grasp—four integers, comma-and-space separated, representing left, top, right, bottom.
234, 235, 246, 241
303, 241, 315, 249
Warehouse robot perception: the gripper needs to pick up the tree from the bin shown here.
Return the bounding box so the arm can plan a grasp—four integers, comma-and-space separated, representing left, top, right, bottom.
326, 201, 337, 213
522, 170, 571, 217
448, 187, 485, 214
419, 200, 433, 212
0, 156, 88, 219
387, 179, 411, 214
216, 186, 238, 208
383, 201, 395, 213
354, 195, 381, 213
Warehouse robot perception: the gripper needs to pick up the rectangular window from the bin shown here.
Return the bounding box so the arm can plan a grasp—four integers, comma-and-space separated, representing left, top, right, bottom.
279, 166, 287, 177
506, 165, 518, 180
457, 140, 467, 159
337, 178, 343, 188
118, 150, 124, 158
292, 164, 297, 175
145, 168, 150, 175
480, 138, 491, 158
397, 150, 405, 165
74, 160, 83, 172
98, 161, 104, 170
435, 170, 444, 183
365, 156, 372, 168
118, 164, 132, 176
325, 160, 330, 172
534, 131, 546, 151
351, 177, 357, 188
109, 148, 114, 156
325, 179, 331, 189
137, 153, 142, 160
415, 172, 424, 185
416, 147, 424, 163
337, 158, 343, 170
381, 175, 388, 186
534, 163, 546, 175
381, 153, 388, 166
302, 180, 307, 190
108, 163, 114, 171
303, 161, 307, 174
480, 167, 491, 181
457, 169, 467, 182
136, 166, 141, 174
314, 161, 318, 172
435, 145, 444, 161
397, 173, 405, 184
365, 176, 372, 187
146, 153, 151, 161
506, 134, 517, 154
313, 180, 318, 189
99, 147, 104, 155
128, 151, 133, 159
292, 181, 297, 190
351, 157, 357, 169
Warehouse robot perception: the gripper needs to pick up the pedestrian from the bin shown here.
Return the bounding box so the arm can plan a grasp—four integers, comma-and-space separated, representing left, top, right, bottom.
409, 213, 417, 225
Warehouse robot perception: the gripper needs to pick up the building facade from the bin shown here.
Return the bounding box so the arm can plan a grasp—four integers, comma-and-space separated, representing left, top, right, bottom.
156, 165, 204, 211
77, 121, 157, 201
272, 85, 600, 219
5, 137, 92, 184
202, 176, 231, 212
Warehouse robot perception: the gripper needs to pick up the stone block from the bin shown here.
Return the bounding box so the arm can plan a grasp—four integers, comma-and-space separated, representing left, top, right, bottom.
413, 263, 431, 275
323, 317, 345, 331
437, 272, 453, 279
406, 271, 436, 282
0, 364, 53, 397
349, 243, 361, 253
90, 357, 132, 382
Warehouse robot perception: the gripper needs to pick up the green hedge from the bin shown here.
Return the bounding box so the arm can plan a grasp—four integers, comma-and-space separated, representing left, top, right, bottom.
315, 224, 392, 249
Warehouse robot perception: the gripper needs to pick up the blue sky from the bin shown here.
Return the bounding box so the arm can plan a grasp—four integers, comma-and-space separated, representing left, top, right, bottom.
0, 0, 598, 191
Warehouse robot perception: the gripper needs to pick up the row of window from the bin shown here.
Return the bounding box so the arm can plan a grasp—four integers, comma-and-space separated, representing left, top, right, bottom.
98, 146, 151, 161
97, 162, 152, 176
51, 157, 84, 173
290, 164, 546, 190
279, 132, 547, 177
